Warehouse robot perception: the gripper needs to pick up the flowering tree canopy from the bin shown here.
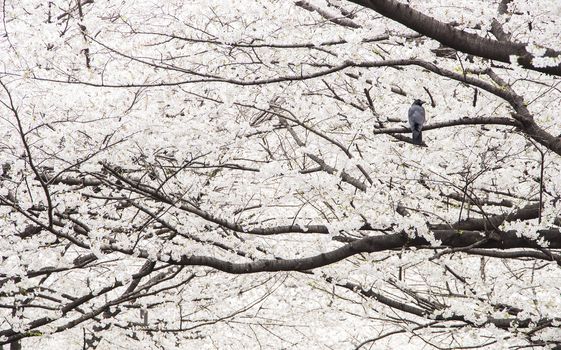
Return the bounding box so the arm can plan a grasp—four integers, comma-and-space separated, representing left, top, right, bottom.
1, 0, 561, 348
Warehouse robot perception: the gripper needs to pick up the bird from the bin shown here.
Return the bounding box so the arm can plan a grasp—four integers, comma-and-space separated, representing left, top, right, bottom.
408, 99, 426, 145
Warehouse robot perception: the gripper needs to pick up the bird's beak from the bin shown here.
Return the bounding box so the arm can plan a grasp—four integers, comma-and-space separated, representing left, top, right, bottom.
420, 101, 427, 105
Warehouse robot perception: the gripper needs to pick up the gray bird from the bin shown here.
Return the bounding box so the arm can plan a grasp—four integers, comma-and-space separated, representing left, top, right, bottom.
408, 99, 426, 145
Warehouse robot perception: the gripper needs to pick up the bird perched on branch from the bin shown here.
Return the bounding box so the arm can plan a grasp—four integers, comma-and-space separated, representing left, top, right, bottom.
408, 99, 426, 145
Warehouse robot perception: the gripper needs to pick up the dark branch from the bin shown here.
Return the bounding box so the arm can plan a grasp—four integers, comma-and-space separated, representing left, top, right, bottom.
372, 116, 520, 134
345, 0, 561, 76
141, 229, 561, 274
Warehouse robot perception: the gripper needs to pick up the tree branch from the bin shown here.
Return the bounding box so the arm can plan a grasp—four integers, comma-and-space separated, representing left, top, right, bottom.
132, 229, 561, 274
372, 116, 520, 134
295, 0, 361, 28
345, 0, 561, 76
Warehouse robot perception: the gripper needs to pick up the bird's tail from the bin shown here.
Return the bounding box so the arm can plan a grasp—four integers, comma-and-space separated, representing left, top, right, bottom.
412, 130, 422, 145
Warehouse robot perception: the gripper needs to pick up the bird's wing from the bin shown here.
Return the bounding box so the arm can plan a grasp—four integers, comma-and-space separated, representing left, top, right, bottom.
408, 107, 415, 127
408, 105, 425, 128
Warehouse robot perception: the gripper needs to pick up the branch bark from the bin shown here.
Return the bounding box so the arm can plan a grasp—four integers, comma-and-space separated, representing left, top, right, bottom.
345, 0, 561, 76
141, 229, 561, 274
295, 0, 361, 28
372, 116, 520, 134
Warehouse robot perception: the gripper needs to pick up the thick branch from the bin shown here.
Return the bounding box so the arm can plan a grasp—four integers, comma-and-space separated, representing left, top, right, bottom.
143, 229, 561, 274
485, 69, 561, 155
345, 0, 561, 76
430, 203, 541, 231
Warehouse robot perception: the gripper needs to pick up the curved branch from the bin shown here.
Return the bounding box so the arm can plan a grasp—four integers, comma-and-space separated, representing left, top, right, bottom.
345, 0, 561, 76
295, 0, 361, 28
8, 57, 561, 156
336, 279, 559, 331
485, 69, 561, 155
135, 229, 561, 274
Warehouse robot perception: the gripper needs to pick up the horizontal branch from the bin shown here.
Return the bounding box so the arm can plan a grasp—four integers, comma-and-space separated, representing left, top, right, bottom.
430, 203, 541, 231
137, 229, 561, 274
465, 248, 561, 264
135, 31, 420, 49
372, 117, 520, 134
